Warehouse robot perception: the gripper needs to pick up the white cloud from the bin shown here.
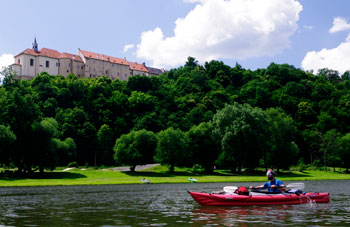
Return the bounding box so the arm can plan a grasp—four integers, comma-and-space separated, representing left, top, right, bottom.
301, 36, 350, 75
0, 53, 14, 69
0, 53, 14, 82
123, 44, 135, 53
329, 17, 350, 33
136, 0, 302, 68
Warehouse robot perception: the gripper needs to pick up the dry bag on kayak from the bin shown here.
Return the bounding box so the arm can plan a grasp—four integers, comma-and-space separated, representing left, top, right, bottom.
235, 186, 250, 195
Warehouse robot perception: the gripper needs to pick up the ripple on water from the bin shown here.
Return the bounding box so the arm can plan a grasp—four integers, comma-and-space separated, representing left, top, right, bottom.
0, 181, 349, 226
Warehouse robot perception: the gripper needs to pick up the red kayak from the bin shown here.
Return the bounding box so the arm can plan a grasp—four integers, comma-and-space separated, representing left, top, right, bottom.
188, 191, 330, 206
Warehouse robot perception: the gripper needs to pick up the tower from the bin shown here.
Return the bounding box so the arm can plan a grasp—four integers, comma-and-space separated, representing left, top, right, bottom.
32, 37, 38, 52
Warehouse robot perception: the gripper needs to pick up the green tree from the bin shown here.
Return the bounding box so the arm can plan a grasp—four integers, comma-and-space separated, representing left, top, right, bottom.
156, 127, 188, 172
0, 66, 19, 89
97, 124, 115, 165
29, 118, 60, 172
187, 122, 220, 173
337, 133, 350, 172
265, 108, 298, 172
0, 125, 16, 165
212, 103, 267, 173
318, 129, 340, 172
54, 137, 77, 166
114, 130, 157, 171
185, 56, 198, 68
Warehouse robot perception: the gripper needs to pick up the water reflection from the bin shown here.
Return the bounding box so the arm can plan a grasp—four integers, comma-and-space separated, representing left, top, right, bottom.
192, 205, 294, 226
0, 181, 349, 226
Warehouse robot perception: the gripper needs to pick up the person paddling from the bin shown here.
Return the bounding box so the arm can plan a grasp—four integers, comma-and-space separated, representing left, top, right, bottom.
249, 169, 285, 193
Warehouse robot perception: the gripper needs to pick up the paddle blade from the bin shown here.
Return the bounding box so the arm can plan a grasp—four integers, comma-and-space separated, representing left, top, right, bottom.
286, 182, 305, 190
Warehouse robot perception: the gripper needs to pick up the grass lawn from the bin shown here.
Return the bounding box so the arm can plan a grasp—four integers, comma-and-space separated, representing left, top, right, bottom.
0, 165, 349, 187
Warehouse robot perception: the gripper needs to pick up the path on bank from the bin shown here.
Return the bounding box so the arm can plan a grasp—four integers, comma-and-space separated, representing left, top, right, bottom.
111, 164, 160, 172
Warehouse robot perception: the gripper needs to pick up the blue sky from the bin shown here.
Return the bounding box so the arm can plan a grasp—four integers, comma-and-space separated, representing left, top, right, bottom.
1, 0, 350, 73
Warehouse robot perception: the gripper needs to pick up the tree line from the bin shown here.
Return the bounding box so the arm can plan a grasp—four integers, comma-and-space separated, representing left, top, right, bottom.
1, 58, 350, 174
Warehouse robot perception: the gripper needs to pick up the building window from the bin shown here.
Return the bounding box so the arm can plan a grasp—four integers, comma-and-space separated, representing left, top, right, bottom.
18, 59, 20, 64
93, 68, 96, 72
67, 70, 69, 73
68, 63, 71, 67
56, 62, 60, 67
81, 66, 83, 69
105, 70, 108, 74
118, 72, 120, 76
77, 65, 79, 69
30, 59, 34, 66
46, 61, 49, 68
112, 64, 114, 67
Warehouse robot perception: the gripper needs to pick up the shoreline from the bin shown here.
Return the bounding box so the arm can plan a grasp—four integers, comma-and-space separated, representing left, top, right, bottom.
0, 166, 349, 187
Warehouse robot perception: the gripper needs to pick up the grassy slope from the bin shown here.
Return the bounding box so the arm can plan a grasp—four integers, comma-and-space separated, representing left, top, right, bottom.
0, 165, 349, 187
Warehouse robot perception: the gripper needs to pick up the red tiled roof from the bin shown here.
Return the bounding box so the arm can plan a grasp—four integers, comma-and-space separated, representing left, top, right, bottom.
129, 62, 150, 73
59, 52, 83, 62
15, 48, 60, 59
79, 49, 129, 66
39, 48, 61, 59
15, 48, 39, 57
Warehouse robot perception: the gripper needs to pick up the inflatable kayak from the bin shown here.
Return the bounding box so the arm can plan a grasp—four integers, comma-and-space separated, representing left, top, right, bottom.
188, 191, 330, 206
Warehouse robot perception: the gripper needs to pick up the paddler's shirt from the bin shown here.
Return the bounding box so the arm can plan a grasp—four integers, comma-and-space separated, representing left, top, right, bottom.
263, 179, 284, 193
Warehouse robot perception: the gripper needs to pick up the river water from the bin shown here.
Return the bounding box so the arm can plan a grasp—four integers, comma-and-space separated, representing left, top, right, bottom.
0, 180, 349, 226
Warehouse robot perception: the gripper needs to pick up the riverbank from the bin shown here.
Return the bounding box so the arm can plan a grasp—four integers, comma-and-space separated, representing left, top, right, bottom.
0, 165, 349, 187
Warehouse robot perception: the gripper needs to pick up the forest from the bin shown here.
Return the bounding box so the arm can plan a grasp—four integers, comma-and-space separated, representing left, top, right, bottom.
1, 57, 350, 174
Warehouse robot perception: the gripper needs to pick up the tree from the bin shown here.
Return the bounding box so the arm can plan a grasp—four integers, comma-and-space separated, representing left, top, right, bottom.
0, 87, 41, 173
337, 133, 350, 172
54, 137, 77, 166
265, 108, 298, 172
212, 103, 267, 173
156, 128, 188, 172
318, 129, 340, 172
0, 125, 16, 165
187, 122, 220, 173
185, 56, 198, 68
0, 66, 18, 89
97, 124, 115, 165
114, 130, 157, 171
29, 118, 60, 173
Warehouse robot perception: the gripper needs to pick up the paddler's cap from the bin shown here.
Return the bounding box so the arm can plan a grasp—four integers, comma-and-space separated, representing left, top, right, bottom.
266, 169, 275, 176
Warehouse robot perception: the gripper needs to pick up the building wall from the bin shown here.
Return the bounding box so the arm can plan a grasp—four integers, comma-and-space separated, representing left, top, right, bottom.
10, 64, 21, 77
131, 69, 148, 76
84, 58, 130, 80
72, 61, 84, 78
36, 56, 59, 75
58, 58, 71, 76
16, 54, 36, 77
58, 59, 84, 77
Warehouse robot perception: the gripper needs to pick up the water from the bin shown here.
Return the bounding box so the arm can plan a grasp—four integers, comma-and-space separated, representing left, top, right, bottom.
0, 180, 349, 226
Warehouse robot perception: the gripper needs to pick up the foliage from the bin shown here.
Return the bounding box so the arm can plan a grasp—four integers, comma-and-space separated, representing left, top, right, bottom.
187, 122, 220, 173
265, 108, 298, 171
212, 103, 267, 173
0, 60, 349, 173
114, 129, 157, 171
0, 125, 16, 165
156, 127, 189, 172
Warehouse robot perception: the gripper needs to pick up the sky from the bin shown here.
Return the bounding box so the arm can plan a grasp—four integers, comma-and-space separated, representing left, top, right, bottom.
1, 0, 350, 76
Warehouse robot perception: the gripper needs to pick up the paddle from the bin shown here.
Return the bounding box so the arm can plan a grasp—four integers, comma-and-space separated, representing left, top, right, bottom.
250, 182, 305, 191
